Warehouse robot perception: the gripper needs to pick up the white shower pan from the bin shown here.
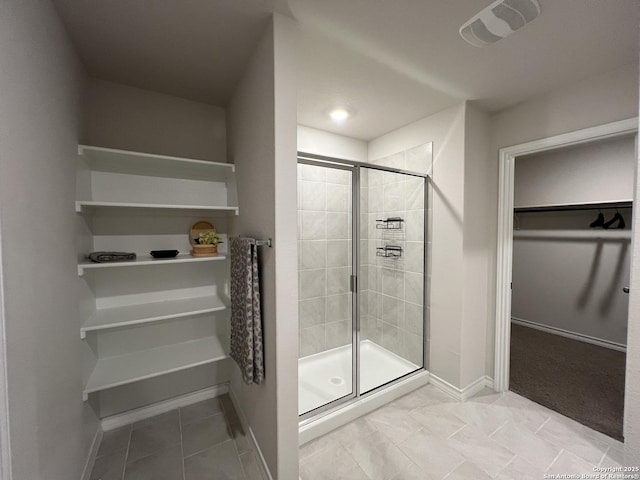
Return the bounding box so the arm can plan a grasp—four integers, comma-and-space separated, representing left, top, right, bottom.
298, 339, 419, 415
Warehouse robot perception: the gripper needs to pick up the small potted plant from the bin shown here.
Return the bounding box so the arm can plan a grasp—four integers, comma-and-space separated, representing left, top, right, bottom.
192, 229, 222, 257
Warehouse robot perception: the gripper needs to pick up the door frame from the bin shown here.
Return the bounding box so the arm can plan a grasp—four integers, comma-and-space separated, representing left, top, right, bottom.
494, 117, 639, 393
0, 214, 11, 480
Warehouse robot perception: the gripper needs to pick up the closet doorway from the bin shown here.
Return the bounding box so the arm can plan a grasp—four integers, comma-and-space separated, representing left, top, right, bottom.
494, 118, 638, 441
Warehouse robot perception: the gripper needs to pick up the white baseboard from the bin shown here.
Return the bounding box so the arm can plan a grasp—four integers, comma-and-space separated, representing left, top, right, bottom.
228, 387, 273, 480
298, 371, 430, 445
80, 427, 102, 480
511, 317, 626, 353
429, 374, 494, 402
101, 384, 229, 431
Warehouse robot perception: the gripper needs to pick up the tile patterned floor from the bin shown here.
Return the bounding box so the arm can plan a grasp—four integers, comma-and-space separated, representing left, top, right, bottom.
90, 394, 264, 480
299, 386, 627, 480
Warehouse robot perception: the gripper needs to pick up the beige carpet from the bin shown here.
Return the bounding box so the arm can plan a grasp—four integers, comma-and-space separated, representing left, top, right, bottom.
510, 323, 625, 441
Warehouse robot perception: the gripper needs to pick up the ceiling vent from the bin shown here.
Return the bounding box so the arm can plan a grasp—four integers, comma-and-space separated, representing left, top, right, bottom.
459, 0, 541, 47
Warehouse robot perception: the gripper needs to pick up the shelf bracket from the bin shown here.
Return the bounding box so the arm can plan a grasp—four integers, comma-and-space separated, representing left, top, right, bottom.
80, 330, 86, 340
77, 265, 85, 277
82, 391, 89, 402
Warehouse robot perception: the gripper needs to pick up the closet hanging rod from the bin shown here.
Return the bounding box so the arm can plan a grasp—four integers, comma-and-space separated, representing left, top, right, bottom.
514, 200, 632, 213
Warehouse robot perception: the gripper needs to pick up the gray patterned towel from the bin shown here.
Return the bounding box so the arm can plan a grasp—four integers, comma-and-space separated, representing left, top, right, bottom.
230, 237, 264, 384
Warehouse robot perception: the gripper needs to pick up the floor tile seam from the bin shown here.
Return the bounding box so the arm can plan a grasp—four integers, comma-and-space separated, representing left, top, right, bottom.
126, 439, 183, 465
228, 422, 250, 480
495, 454, 517, 477
445, 427, 517, 476
182, 438, 237, 461
336, 438, 379, 480
597, 446, 611, 467
445, 422, 468, 440
131, 410, 179, 431
120, 426, 132, 480
535, 428, 608, 466
534, 417, 551, 434
180, 411, 226, 428
487, 419, 510, 437
298, 442, 334, 466
437, 457, 466, 480
347, 431, 416, 477
545, 448, 566, 473
178, 408, 186, 480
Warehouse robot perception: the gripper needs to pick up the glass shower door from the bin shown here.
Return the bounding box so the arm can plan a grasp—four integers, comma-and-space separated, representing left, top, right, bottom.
359, 167, 425, 394
297, 162, 355, 416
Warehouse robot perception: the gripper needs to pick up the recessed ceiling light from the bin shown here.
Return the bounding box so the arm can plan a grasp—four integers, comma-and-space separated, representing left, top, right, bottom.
329, 108, 351, 123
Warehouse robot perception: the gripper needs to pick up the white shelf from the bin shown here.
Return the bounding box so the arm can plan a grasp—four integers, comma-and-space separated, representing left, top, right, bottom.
80, 295, 227, 338
83, 335, 228, 400
78, 144, 234, 179
515, 199, 633, 212
78, 253, 226, 276
75, 200, 239, 215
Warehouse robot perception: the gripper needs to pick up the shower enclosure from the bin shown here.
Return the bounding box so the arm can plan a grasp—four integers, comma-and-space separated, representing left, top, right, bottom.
297, 150, 429, 418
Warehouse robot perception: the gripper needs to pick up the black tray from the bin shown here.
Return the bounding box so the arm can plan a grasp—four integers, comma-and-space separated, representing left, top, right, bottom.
150, 250, 179, 259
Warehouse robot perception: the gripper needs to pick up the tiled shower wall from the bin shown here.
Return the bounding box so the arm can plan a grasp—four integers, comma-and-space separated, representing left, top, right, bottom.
360, 143, 432, 366
298, 164, 352, 357
297, 142, 432, 363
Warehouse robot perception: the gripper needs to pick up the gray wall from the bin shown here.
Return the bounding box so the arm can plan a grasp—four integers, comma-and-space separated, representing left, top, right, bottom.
228, 14, 299, 479
515, 137, 636, 208
512, 210, 631, 346
0, 1, 99, 478
86, 78, 227, 161
512, 138, 635, 346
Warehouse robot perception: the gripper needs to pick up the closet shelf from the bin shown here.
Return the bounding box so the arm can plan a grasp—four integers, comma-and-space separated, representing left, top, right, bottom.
514, 200, 633, 213
75, 200, 239, 216
77, 253, 226, 276
78, 145, 235, 179
83, 335, 228, 401
80, 295, 227, 338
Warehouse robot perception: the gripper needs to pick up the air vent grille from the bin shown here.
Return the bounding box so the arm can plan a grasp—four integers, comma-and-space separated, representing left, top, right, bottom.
459, 0, 540, 47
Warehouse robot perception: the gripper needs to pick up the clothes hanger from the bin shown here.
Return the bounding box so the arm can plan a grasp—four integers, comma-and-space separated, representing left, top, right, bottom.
589, 209, 605, 228
603, 209, 625, 229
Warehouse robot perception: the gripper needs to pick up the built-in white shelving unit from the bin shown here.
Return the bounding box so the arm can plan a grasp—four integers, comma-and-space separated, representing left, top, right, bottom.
76, 145, 235, 404
75, 201, 239, 215
80, 294, 226, 338
77, 253, 226, 276
82, 336, 228, 401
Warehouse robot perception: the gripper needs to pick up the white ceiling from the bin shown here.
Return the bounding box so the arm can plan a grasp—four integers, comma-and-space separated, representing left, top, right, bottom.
51, 0, 275, 106
52, 0, 638, 140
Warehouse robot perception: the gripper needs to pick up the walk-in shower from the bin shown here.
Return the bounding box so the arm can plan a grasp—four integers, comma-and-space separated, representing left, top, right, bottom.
297, 147, 430, 419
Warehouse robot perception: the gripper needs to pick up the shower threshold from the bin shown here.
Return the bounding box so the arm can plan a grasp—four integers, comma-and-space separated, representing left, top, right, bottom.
298, 339, 418, 415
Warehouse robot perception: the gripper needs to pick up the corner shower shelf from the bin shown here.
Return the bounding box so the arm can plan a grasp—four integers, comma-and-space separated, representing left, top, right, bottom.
376, 217, 404, 230
82, 335, 228, 401
77, 253, 226, 276
75, 201, 239, 215
80, 295, 227, 338
376, 245, 403, 258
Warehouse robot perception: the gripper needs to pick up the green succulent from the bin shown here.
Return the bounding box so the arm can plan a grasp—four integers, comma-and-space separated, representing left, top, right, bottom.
198, 230, 222, 245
